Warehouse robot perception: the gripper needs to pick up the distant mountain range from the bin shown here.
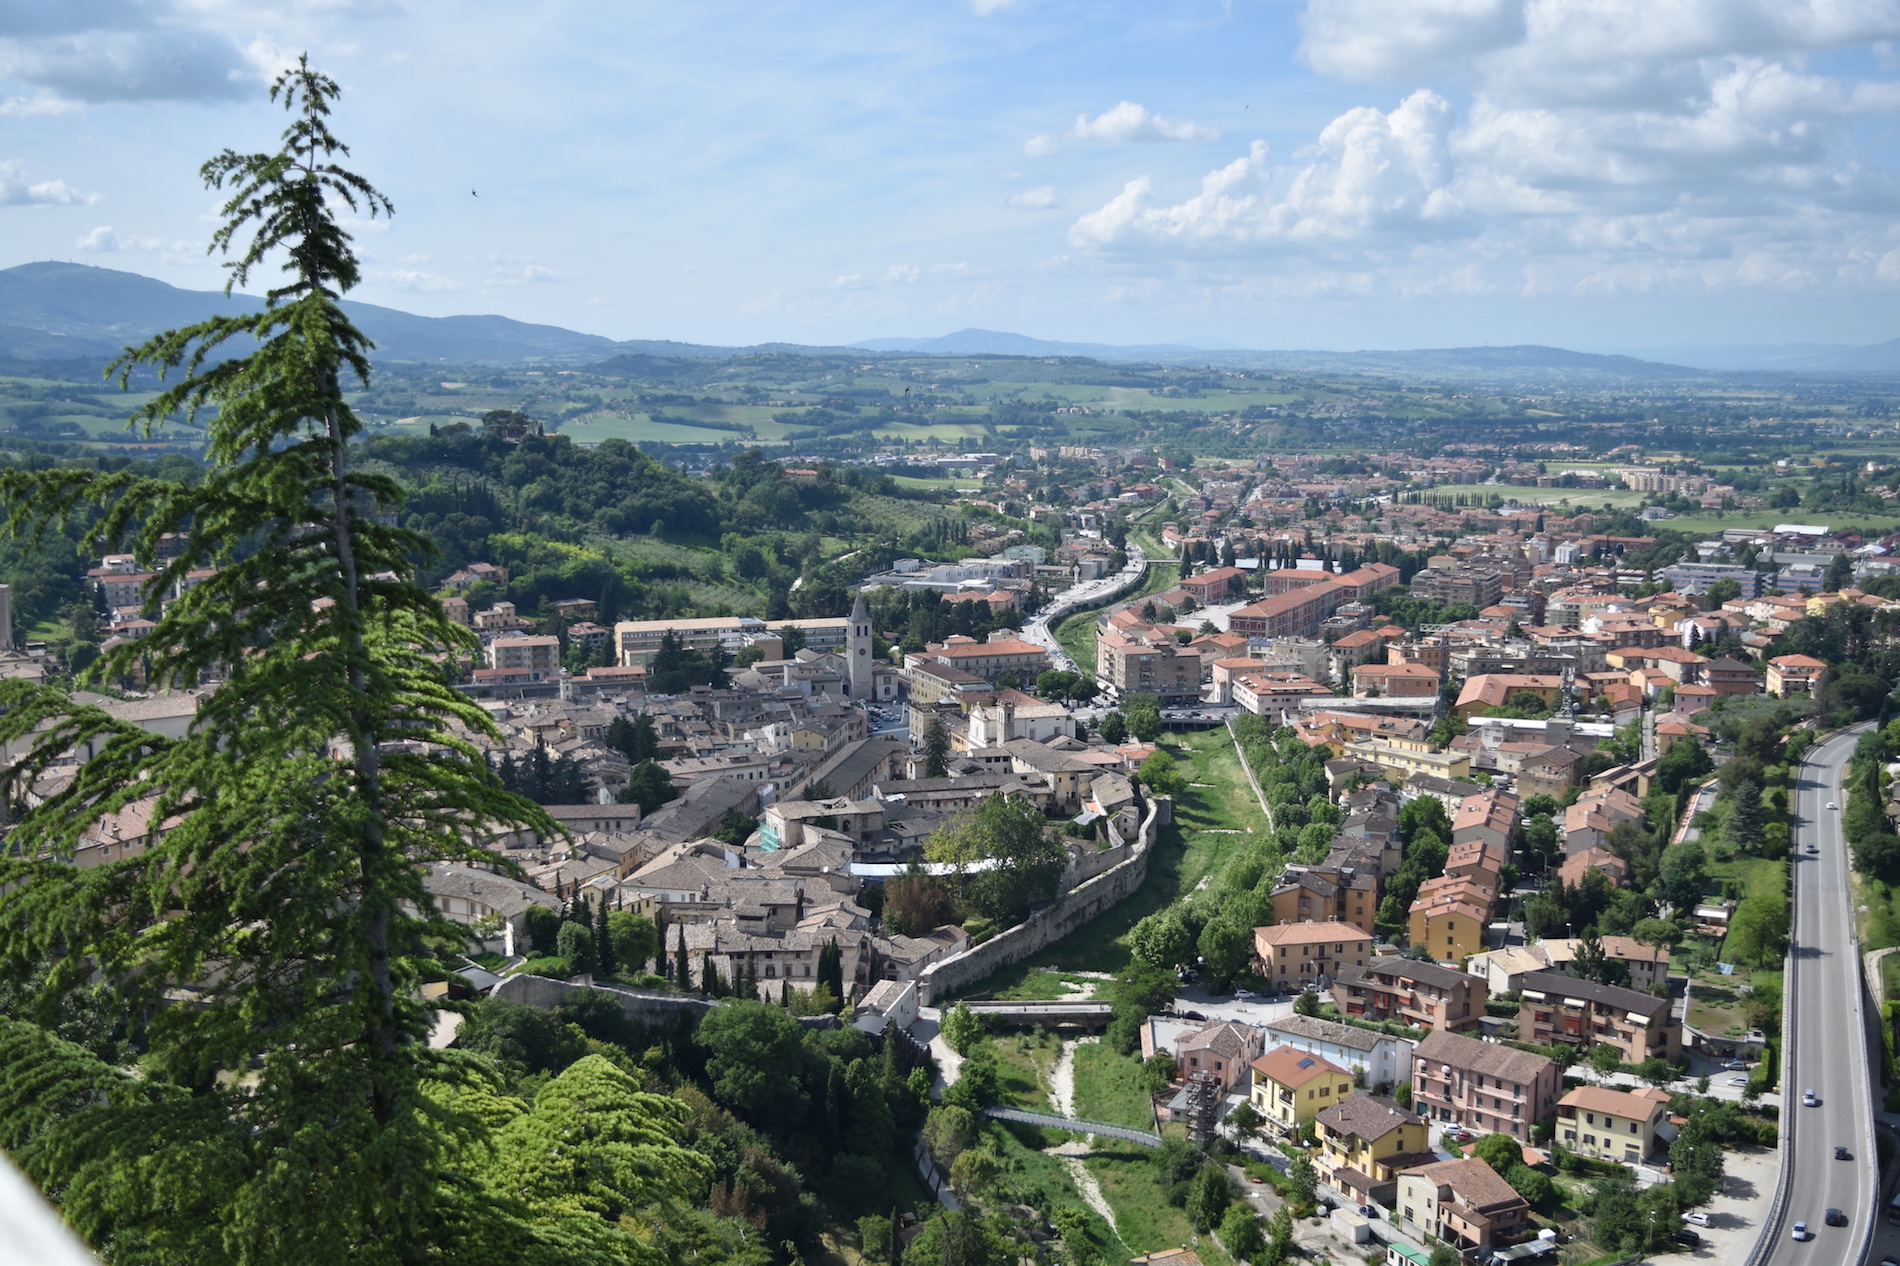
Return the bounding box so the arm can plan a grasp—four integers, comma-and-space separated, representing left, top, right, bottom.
5, 261, 1900, 380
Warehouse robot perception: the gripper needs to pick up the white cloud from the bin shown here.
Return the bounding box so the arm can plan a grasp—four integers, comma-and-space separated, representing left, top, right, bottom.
385, 269, 460, 292
1024, 133, 1061, 157
0, 162, 92, 205
833, 273, 869, 290
76, 224, 186, 250
1067, 1, 1900, 299
1070, 101, 1219, 144
883, 263, 921, 283
1002, 185, 1060, 208
970, 0, 1016, 13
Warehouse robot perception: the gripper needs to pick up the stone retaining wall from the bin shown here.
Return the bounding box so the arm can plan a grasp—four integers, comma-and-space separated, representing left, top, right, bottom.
489, 973, 717, 1025
917, 795, 1167, 1005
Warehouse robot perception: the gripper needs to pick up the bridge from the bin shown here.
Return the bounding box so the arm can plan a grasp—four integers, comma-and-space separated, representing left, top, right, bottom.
957, 999, 1114, 1028
980, 1105, 1163, 1148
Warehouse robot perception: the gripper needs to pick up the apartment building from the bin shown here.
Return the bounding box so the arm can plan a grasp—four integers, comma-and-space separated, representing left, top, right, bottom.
485, 634, 560, 680
1332, 956, 1488, 1032
1410, 1029, 1560, 1142
1249, 1045, 1354, 1134
1268, 867, 1378, 938
1407, 877, 1492, 964
1100, 629, 1203, 702
1253, 921, 1375, 989
1516, 971, 1681, 1062
1554, 1085, 1671, 1165
1263, 1014, 1415, 1093
1312, 1094, 1432, 1206
1407, 566, 1506, 609
1394, 1158, 1530, 1255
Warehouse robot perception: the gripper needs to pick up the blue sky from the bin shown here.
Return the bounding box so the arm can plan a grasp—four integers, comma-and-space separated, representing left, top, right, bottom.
8, 1, 1900, 353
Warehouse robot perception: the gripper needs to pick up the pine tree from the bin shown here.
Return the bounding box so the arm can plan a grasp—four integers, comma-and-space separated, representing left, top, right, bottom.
0, 60, 561, 1260
592, 895, 614, 977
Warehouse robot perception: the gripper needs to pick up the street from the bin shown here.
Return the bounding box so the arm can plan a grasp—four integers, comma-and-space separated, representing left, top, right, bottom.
1753, 724, 1879, 1266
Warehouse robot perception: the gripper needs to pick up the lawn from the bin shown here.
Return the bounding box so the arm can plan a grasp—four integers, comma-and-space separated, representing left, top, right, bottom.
1070, 1042, 1159, 1133
1081, 1144, 1230, 1265
991, 1030, 1064, 1113
992, 969, 1103, 1001
957, 727, 1266, 993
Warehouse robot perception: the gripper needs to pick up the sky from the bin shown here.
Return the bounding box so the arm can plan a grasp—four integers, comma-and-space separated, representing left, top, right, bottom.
8, 0, 1900, 353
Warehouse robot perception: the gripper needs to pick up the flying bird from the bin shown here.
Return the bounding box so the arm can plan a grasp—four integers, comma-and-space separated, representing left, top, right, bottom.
471, 189, 479, 197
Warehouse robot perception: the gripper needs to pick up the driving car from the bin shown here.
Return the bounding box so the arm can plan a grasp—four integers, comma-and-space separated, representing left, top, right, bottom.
1808, 842, 1820, 853
1828, 801, 1838, 810
1835, 1146, 1852, 1160
1826, 1209, 1848, 1227
1726, 1076, 1749, 1086
1791, 1222, 1811, 1241
1803, 1089, 1819, 1106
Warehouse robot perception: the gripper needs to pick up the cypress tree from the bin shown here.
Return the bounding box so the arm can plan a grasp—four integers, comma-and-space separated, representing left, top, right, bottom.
0, 59, 560, 1259
593, 894, 614, 977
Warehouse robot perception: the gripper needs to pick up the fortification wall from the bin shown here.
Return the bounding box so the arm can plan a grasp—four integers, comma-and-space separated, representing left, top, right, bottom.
918, 795, 1167, 1005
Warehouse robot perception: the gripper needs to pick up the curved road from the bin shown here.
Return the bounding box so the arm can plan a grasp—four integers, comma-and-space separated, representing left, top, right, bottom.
1019, 538, 1149, 678
1754, 724, 1879, 1266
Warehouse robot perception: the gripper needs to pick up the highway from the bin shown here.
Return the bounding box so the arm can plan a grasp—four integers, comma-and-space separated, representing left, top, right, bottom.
1017, 537, 1148, 678
1753, 724, 1879, 1266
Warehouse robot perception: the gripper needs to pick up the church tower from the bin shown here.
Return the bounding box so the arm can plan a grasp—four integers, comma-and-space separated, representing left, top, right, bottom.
846, 590, 874, 700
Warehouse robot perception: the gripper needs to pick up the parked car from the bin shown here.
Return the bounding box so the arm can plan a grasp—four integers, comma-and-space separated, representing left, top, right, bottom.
1721, 1058, 1747, 1070
1683, 1212, 1711, 1227
1672, 1230, 1702, 1247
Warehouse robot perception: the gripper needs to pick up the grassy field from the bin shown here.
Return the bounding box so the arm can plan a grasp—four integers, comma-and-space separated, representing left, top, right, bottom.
1081, 1145, 1227, 1264
992, 969, 1103, 1001
957, 727, 1267, 994
555, 414, 768, 445
1070, 1042, 1158, 1132
991, 1030, 1063, 1112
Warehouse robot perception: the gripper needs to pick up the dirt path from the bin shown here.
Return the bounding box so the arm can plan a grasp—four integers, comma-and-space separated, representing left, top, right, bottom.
1046, 1037, 1128, 1250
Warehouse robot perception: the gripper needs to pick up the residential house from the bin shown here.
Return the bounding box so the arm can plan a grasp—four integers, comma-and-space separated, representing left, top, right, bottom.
1553, 1085, 1672, 1165
1701, 655, 1760, 696
1254, 921, 1376, 989
1352, 662, 1442, 698
1174, 1021, 1265, 1093
1516, 971, 1681, 1062
1312, 1094, 1433, 1206
1249, 1045, 1355, 1135
1557, 847, 1629, 889
1539, 936, 1672, 992
1765, 654, 1827, 698
1394, 1158, 1530, 1255
1333, 956, 1488, 1032
1262, 1013, 1416, 1093
1454, 674, 1566, 720
1410, 1029, 1561, 1141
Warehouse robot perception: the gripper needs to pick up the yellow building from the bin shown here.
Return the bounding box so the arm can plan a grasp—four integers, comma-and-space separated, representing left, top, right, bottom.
1406, 877, 1492, 963
1554, 1085, 1671, 1165
1342, 741, 1472, 785
1249, 1045, 1355, 1135
1312, 1093, 1431, 1205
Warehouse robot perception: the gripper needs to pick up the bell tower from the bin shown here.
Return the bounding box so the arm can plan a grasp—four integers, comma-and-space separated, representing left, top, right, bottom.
846, 590, 874, 700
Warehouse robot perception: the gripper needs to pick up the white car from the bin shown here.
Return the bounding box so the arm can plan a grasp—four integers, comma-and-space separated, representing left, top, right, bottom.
1791, 1222, 1811, 1242
1803, 1089, 1819, 1107
1827, 801, 1838, 811
1683, 1212, 1711, 1228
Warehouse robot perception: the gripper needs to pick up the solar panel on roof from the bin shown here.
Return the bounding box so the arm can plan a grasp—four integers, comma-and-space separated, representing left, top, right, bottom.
1297, 1057, 1315, 1068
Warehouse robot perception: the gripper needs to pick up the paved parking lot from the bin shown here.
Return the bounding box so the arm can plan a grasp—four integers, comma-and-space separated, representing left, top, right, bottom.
1672, 1143, 1777, 1261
